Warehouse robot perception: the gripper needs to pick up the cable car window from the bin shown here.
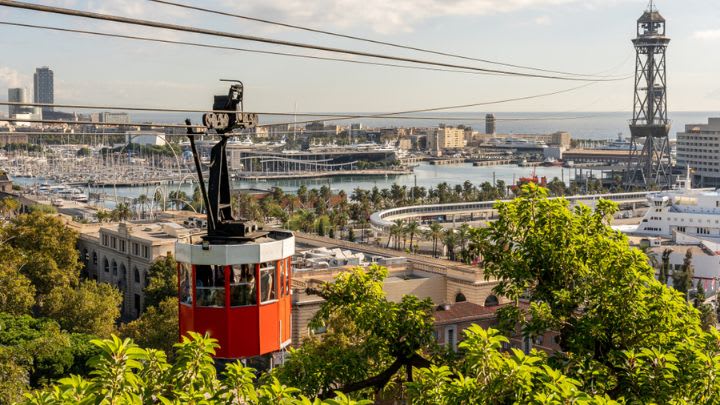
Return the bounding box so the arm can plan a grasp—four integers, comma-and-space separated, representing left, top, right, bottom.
179, 263, 192, 306
285, 259, 291, 296
260, 262, 277, 303
230, 264, 257, 307
196, 265, 226, 307
279, 261, 285, 297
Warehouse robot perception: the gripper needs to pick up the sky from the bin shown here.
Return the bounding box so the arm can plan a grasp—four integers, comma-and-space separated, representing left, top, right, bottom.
0, 0, 719, 115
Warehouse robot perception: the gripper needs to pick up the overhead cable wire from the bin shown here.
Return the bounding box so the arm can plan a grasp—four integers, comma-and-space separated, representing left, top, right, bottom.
0, 21, 504, 78
0, 100, 600, 122
0, 0, 628, 82
265, 82, 601, 127
0, 118, 205, 129
149, 0, 625, 79
0, 82, 611, 130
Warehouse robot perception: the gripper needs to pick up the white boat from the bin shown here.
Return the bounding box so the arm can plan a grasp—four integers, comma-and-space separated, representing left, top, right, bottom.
596, 134, 636, 151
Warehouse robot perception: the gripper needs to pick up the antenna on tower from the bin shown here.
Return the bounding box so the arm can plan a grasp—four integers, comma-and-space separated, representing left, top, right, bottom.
647, 0, 656, 12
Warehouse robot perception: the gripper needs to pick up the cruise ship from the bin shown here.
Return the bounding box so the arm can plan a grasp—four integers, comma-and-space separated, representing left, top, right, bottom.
634, 175, 720, 239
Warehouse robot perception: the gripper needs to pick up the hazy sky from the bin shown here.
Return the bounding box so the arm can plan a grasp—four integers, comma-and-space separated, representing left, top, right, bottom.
1, 0, 719, 114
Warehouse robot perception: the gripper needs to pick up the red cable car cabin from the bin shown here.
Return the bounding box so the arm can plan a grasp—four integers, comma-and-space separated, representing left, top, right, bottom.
177, 82, 294, 360
176, 230, 295, 359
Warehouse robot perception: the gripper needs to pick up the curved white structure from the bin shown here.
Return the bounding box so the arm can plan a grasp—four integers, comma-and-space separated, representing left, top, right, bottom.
370, 191, 655, 230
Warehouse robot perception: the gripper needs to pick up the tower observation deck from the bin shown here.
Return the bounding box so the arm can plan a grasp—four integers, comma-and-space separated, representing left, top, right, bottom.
627, 1, 672, 188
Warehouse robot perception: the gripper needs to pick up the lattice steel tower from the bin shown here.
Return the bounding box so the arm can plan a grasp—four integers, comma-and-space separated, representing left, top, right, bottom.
627, 0, 672, 188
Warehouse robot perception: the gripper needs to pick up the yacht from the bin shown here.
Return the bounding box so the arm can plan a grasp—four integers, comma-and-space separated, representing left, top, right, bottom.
596, 134, 635, 151
634, 175, 720, 238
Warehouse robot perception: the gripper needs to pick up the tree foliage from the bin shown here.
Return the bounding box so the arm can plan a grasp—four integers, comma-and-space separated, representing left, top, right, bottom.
119, 297, 179, 356
20, 333, 371, 405
463, 184, 719, 402
41, 280, 122, 337
278, 264, 435, 399
143, 253, 177, 309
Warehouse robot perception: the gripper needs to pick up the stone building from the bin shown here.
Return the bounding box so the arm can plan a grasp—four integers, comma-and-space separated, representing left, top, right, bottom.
77, 221, 203, 319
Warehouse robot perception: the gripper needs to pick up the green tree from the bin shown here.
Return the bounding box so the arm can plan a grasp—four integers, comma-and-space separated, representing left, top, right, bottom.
472, 184, 707, 401
2, 212, 82, 298
427, 222, 443, 258
673, 249, 694, 295
41, 280, 122, 337
279, 264, 435, 399
659, 248, 672, 285
20, 333, 371, 405
119, 297, 179, 355
143, 253, 177, 309
0, 261, 35, 315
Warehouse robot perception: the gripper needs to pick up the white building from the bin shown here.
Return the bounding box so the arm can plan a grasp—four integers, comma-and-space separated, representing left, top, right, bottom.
676, 118, 720, 187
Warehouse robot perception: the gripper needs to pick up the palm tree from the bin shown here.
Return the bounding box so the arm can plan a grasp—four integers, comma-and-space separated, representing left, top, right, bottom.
112, 203, 132, 222
387, 220, 403, 249
405, 221, 420, 253
137, 194, 150, 219
428, 222, 443, 257
443, 229, 458, 261
457, 223, 471, 263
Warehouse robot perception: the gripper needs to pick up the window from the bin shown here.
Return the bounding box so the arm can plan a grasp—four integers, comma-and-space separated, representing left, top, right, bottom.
230, 264, 256, 307
142, 245, 150, 259
102, 234, 109, 246
677, 226, 686, 233
103, 258, 109, 272
120, 264, 126, 280
445, 326, 457, 352
134, 294, 141, 317
111, 237, 117, 249
120, 240, 126, 253
132, 243, 139, 256
179, 263, 192, 305
455, 292, 467, 303
92, 251, 98, 265
112, 260, 118, 276
195, 265, 225, 307
484, 295, 499, 307
134, 267, 141, 283
260, 262, 277, 303
83, 249, 89, 264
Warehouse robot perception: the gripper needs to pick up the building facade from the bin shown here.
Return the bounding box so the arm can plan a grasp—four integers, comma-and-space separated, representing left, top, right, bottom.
676, 118, 720, 187
77, 222, 200, 319
8, 88, 27, 117
33, 67, 54, 112
427, 127, 465, 153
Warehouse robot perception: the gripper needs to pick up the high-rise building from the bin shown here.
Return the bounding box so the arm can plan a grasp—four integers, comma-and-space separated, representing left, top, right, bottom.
676, 118, 720, 187
7, 88, 27, 117
33, 66, 54, 112
485, 114, 496, 135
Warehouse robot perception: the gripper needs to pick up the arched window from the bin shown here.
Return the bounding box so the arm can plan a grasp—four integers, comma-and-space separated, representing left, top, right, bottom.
120, 264, 126, 280
455, 292, 467, 303
484, 295, 499, 307
111, 260, 118, 276
134, 267, 141, 283
92, 251, 97, 265
103, 258, 109, 272
83, 249, 89, 264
